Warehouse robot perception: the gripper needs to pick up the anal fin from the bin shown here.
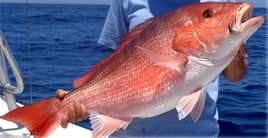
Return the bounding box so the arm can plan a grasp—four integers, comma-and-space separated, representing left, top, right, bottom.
90, 114, 132, 138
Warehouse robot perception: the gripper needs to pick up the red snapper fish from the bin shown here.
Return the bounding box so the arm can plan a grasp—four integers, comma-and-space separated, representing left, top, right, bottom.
3, 2, 264, 138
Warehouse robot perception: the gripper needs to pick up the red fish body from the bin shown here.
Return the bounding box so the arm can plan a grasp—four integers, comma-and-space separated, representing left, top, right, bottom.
3, 2, 264, 138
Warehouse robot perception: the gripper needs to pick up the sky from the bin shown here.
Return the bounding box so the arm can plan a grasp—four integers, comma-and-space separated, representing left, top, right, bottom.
0, 0, 267, 7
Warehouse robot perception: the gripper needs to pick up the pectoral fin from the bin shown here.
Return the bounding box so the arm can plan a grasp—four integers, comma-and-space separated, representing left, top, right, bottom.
190, 87, 206, 122
137, 46, 188, 72
176, 87, 206, 122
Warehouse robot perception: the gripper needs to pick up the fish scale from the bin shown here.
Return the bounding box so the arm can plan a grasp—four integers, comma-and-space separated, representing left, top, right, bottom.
3, 2, 264, 138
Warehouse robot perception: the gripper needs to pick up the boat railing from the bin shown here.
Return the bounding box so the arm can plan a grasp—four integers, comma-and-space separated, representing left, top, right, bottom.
0, 32, 24, 111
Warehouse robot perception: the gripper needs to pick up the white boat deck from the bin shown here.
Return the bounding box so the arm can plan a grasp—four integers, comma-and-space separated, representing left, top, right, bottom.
0, 95, 93, 138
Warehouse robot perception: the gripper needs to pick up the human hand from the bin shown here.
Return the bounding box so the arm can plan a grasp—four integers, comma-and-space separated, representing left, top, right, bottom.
56, 89, 89, 128
232, 43, 247, 61
223, 43, 248, 82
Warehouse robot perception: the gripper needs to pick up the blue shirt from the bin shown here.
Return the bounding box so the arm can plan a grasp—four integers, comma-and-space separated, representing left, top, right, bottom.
98, 0, 239, 137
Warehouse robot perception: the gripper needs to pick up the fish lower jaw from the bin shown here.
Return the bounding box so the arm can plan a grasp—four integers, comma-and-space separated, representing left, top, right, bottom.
231, 15, 264, 35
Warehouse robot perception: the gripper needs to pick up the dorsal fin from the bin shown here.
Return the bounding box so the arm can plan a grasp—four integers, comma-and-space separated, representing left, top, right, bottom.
73, 17, 158, 88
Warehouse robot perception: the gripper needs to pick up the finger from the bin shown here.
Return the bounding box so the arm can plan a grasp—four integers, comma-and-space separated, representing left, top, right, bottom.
73, 101, 84, 122
80, 103, 89, 120
68, 103, 77, 123
61, 114, 68, 128
237, 43, 247, 57
233, 43, 247, 61
56, 89, 69, 99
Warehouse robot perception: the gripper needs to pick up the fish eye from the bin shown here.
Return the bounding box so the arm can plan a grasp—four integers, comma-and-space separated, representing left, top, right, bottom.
203, 9, 213, 18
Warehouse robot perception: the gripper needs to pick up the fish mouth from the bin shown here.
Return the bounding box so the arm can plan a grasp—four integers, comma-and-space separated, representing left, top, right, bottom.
228, 3, 264, 34
238, 3, 253, 24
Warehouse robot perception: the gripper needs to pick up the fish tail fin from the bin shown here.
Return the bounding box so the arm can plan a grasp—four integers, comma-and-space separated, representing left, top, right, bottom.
3, 97, 65, 137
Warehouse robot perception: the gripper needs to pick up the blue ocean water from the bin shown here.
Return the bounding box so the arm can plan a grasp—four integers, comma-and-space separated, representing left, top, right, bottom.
0, 3, 267, 137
